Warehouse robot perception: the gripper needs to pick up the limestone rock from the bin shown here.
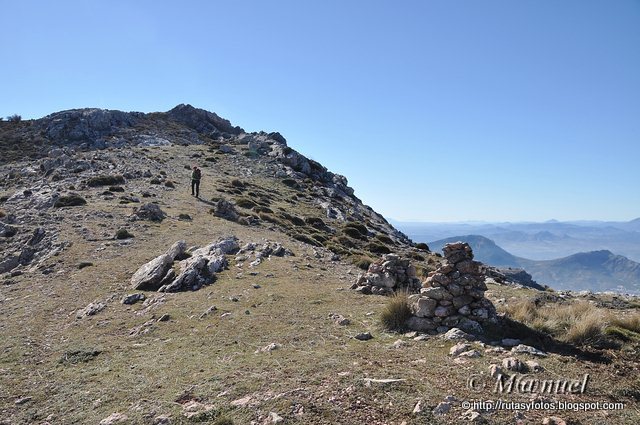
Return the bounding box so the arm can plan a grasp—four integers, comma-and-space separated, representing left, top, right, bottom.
132, 203, 166, 222
502, 357, 526, 372
131, 254, 173, 290
511, 344, 548, 357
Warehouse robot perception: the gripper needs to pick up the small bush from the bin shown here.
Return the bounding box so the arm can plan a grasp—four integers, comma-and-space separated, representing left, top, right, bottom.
108, 186, 125, 192
230, 179, 246, 188
115, 228, 134, 239
367, 242, 391, 254
415, 242, 429, 251
150, 178, 162, 185
178, 213, 192, 220
343, 227, 365, 239
164, 181, 175, 188
375, 234, 394, 245
0, 209, 6, 218
281, 178, 299, 188
54, 194, 87, 208
410, 253, 425, 261
253, 206, 273, 214
380, 292, 412, 332
293, 233, 322, 246
305, 216, 327, 228
6, 114, 22, 123
344, 222, 368, 235
235, 198, 256, 209
353, 256, 374, 270
87, 175, 125, 187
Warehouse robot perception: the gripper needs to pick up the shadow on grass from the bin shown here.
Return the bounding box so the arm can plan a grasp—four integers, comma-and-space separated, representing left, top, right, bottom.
483, 317, 612, 364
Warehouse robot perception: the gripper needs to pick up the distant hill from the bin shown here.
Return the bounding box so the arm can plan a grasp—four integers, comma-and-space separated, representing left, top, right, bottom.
429, 235, 640, 294
521, 250, 640, 293
429, 235, 522, 267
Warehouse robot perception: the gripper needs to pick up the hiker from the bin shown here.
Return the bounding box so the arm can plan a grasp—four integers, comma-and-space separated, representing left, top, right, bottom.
191, 166, 201, 198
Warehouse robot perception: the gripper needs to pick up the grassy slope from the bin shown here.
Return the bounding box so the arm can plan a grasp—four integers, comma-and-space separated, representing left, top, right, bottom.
1, 144, 639, 424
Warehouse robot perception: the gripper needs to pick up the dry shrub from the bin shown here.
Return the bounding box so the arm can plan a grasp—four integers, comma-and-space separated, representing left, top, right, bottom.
380, 292, 412, 332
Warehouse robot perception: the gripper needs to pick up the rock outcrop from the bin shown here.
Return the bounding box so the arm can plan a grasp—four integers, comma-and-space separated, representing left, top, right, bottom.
131, 238, 239, 292
406, 242, 497, 334
352, 254, 422, 295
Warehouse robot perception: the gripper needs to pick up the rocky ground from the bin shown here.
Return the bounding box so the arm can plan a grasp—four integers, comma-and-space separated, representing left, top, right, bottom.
1, 107, 639, 424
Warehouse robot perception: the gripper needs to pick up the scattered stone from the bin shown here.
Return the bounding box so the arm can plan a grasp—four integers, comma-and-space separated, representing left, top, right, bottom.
511, 344, 548, 357
488, 364, 503, 378
132, 203, 166, 222
122, 293, 145, 305
458, 349, 481, 358
230, 395, 252, 407
256, 343, 281, 353
502, 357, 526, 372
449, 342, 471, 356
99, 413, 128, 425
269, 411, 284, 423
115, 228, 134, 239
182, 400, 215, 419
501, 338, 521, 347
76, 302, 106, 318
412, 400, 423, 414
153, 415, 171, 425
199, 305, 218, 319
391, 339, 407, 349
432, 402, 452, 415
329, 313, 350, 326
462, 409, 487, 423
363, 378, 405, 386
14, 396, 32, 405
542, 417, 567, 425
354, 332, 373, 341
443, 328, 475, 341
525, 360, 544, 372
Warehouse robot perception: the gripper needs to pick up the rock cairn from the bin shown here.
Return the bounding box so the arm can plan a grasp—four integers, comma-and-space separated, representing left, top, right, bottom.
406, 242, 497, 334
352, 254, 422, 295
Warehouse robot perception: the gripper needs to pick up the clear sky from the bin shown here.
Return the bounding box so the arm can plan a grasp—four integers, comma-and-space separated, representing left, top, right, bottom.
1, 1, 639, 222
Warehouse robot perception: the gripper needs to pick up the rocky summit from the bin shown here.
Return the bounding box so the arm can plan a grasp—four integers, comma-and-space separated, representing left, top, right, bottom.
1, 105, 639, 424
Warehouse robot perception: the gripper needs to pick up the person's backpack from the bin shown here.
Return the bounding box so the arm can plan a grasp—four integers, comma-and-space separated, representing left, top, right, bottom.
194, 169, 202, 180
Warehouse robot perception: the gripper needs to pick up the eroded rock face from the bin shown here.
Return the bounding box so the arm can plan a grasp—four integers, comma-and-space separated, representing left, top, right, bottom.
352, 254, 422, 295
131, 237, 241, 292
405, 242, 497, 334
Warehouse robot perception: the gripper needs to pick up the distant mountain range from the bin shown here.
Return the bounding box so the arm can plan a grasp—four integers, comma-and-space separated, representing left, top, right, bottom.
428, 235, 640, 294
395, 219, 640, 262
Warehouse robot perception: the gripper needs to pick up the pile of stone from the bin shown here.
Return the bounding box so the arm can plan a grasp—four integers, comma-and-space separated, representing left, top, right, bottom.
131, 237, 239, 292
352, 254, 422, 295
406, 242, 497, 334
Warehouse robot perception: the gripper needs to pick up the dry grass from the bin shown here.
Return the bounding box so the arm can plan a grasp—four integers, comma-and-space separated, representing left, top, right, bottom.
379, 292, 412, 332
501, 298, 640, 346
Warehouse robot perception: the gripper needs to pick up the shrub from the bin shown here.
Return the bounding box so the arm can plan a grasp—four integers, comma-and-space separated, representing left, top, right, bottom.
415, 242, 430, 251
279, 212, 305, 226
150, 178, 162, 185
353, 256, 373, 270
367, 242, 391, 254
343, 227, 365, 239
115, 228, 134, 239
253, 206, 273, 214
305, 216, 327, 228
380, 292, 412, 332
54, 195, 87, 208
87, 175, 125, 187
281, 178, 299, 188
164, 181, 175, 188
344, 222, 368, 235
235, 198, 256, 209
375, 234, 394, 245
410, 253, 426, 261
6, 114, 21, 123
230, 179, 245, 188
108, 186, 125, 192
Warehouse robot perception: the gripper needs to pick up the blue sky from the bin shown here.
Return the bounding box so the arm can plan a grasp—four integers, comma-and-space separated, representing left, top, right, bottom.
1, 1, 639, 222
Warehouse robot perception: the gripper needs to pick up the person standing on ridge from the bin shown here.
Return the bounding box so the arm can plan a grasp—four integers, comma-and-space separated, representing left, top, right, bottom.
191, 166, 201, 198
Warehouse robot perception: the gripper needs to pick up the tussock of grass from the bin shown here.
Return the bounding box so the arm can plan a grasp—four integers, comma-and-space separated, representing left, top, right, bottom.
380, 292, 412, 332
86, 174, 125, 187
501, 299, 640, 346
54, 194, 87, 208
